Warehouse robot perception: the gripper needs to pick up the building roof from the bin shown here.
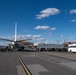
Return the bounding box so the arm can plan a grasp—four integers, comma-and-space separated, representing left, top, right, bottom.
37, 44, 64, 48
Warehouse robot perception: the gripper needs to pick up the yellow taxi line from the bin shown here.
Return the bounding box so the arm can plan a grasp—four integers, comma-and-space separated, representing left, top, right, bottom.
16, 53, 32, 75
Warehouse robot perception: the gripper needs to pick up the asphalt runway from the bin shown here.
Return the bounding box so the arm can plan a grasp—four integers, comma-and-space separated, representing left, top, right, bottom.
0, 52, 20, 75
0, 51, 76, 75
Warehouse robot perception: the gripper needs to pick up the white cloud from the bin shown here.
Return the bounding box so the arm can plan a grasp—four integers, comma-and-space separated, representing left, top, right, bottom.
51, 28, 56, 30
44, 32, 52, 35
70, 19, 76, 22
45, 40, 51, 44
36, 8, 60, 19
35, 26, 56, 31
61, 35, 64, 37
33, 35, 41, 38
38, 37, 45, 41
16, 35, 42, 40
70, 9, 76, 14
35, 26, 50, 30
0, 36, 13, 39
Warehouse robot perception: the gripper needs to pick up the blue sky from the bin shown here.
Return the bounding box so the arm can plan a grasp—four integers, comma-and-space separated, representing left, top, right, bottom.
0, 0, 76, 45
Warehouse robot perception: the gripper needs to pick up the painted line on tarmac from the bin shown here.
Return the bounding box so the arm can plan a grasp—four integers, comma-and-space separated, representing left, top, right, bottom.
16, 65, 27, 75
16, 53, 32, 75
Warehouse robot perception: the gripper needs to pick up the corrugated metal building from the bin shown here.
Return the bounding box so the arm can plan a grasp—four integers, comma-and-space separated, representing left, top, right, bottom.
37, 44, 68, 52
37, 44, 64, 48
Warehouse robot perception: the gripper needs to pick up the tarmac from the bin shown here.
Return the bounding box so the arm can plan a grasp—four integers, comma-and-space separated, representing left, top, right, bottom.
0, 51, 76, 75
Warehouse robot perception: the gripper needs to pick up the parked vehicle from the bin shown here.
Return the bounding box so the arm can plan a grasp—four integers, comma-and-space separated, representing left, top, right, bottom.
68, 44, 76, 52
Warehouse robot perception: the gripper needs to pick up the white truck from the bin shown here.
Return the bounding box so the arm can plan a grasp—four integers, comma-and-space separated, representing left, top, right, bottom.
68, 44, 76, 52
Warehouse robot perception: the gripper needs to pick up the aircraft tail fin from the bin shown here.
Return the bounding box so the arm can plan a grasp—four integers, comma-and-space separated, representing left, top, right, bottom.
15, 22, 17, 42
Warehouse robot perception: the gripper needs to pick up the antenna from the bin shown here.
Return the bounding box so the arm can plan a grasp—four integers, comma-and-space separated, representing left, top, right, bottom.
15, 22, 17, 41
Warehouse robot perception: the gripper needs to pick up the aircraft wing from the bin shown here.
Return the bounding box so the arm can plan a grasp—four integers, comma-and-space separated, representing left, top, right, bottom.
0, 38, 32, 42
0, 38, 15, 42
17, 38, 32, 42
